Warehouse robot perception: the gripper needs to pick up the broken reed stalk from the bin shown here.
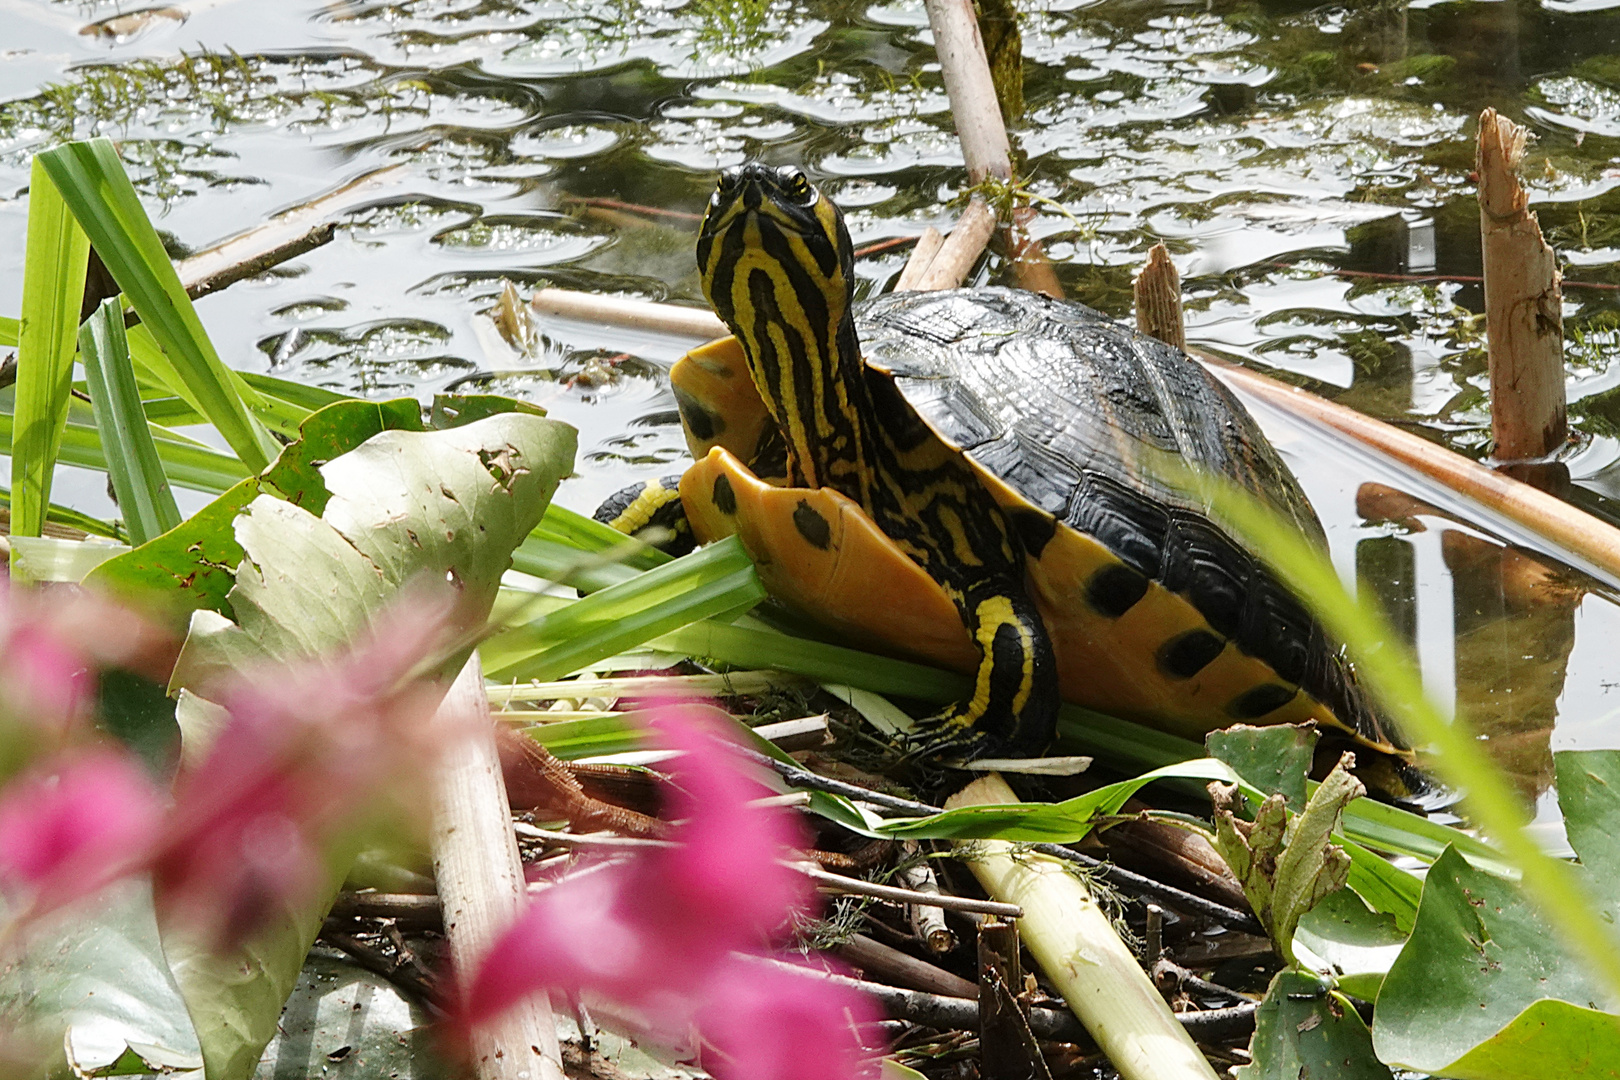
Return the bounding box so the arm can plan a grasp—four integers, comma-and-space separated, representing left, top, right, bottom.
948, 773, 1222, 1080
1478, 108, 1568, 462
899, 843, 957, 954
1134, 243, 1185, 351
913, 199, 1000, 291
431, 654, 566, 1080
978, 920, 1047, 1080
895, 226, 947, 290
922, 0, 1014, 184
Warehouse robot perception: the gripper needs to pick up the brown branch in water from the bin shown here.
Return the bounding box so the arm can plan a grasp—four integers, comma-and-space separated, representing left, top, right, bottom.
1134, 243, 1185, 351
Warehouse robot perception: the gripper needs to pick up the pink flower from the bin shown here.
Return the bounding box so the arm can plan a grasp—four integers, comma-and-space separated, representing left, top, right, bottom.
0, 748, 164, 916
152, 594, 466, 948
463, 705, 874, 1080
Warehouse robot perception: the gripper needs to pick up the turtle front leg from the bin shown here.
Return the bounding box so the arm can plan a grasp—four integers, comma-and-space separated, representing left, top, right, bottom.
911, 580, 1061, 761
594, 473, 697, 556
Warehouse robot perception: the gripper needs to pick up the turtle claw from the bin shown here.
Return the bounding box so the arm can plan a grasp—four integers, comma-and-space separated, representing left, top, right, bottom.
897, 715, 994, 768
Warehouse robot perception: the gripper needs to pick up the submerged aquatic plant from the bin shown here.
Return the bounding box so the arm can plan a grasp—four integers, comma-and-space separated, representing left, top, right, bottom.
461, 702, 876, 1079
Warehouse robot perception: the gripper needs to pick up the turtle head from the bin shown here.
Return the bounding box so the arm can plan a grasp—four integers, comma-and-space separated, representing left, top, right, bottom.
696, 163, 856, 342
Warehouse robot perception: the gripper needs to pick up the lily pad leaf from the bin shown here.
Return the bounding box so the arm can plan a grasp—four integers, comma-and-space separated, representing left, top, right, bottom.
1293, 888, 1407, 1001
1238, 968, 1391, 1080
1207, 722, 1317, 806
1554, 750, 1620, 919
1372, 845, 1620, 1078
0, 880, 202, 1076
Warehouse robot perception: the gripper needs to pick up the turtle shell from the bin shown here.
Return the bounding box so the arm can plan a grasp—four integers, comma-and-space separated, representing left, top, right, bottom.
675, 286, 1402, 755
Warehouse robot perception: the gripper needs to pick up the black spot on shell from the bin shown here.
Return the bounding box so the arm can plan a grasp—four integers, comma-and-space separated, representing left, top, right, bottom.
674, 386, 722, 442
1010, 508, 1057, 560
712, 474, 737, 515
1227, 683, 1297, 720
1086, 564, 1149, 618
1158, 630, 1225, 680
793, 500, 831, 549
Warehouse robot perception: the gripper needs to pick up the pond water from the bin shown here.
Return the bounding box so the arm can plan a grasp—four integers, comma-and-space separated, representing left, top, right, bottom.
5, 0, 1620, 813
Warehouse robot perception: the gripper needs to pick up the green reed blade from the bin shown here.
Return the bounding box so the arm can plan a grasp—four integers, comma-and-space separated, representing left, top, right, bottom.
35, 139, 277, 471
79, 298, 182, 545
10, 157, 91, 540
481, 535, 766, 682
0, 487, 123, 541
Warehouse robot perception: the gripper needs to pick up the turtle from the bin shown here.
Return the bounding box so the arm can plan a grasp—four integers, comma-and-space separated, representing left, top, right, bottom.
598, 161, 1410, 771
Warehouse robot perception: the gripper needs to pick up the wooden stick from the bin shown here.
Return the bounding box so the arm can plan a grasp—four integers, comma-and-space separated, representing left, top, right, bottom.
175, 163, 409, 298
922, 0, 1014, 184
531, 287, 725, 340
1198, 353, 1620, 587
915, 199, 999, 291
1478, 109, 1567, 461
1134, 243, 1185, 351
431, 654, 566, 1080
896, 226, 948, 291
833, 932, 980, 999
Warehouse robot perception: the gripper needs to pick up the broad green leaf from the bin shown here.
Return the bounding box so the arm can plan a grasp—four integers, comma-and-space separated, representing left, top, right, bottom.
80, 298, 181, 545
259, 397, 423, 514
0, 879, 202, 1076
252, 954, 444, 1080
87, 479, 261, 620
11, 155, 91, 539
0, 314, 16, 344
482, 536, 766, 682
1372, 846, 1620, 1077
1554, 750, 1620, 918
1237, 969, 1390, 1080
35, 139, 276, 471
1433, 1000, 1620, 1080
1293, 889, 1407, 1001
1342, 835, 1421, 933
161, 412, 577, 1079
1207, 723, 1317, 807
873, 758, 1240, 842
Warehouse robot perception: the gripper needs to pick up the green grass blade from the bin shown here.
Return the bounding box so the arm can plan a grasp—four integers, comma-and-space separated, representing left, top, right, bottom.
35, 139, 276, 471
532, 503, 672, 570
0, 487, 124, 540
0, 315, 17, 346
79, 298, 182, 545
1189, 465, 1620, 999
10, 156, 91, 539
481, 535, 766, 681
0, 404, 251, 494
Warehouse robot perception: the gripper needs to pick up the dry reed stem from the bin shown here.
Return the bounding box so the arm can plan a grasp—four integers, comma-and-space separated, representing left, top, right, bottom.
1478, 108, 1567, 461
431, 654, 566, 1080
1134, 243, 1185, 351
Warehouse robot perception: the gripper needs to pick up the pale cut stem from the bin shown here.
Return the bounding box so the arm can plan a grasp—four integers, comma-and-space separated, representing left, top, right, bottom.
531, 287, 725, 340
923, 0, 1014, 184
947, 774, 1221, 1080
1134, 243, 1185, 351
915, 199, 999, 291
896, 226, 947, 291
432, 654, 566, 1080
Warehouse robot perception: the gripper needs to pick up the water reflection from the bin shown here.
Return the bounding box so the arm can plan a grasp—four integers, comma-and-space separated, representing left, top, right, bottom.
1358, 481, 1589, 803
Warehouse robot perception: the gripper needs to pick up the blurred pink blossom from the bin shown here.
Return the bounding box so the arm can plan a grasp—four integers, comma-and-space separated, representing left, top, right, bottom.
151, 595, 466, 948
0, 748, 164, 916
463, 704, 875, 1080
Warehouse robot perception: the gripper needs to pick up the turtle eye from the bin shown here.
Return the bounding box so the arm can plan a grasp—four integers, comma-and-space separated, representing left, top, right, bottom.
779, 166, 814, 203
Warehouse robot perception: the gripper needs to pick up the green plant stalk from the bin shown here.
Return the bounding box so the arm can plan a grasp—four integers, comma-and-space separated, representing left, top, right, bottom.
1196, 471, 1620, 1001
481, 535, 767, 681
35, 139, 277, 471
950, 773, 1221, 1080
0, 487, 123, 539
79, 298, 182, 545
10, 157, 91, 539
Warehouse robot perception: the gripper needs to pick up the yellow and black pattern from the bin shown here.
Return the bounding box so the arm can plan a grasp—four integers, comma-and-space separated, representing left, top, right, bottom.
697, 163, 1059, 755
593, 474, 696, 556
